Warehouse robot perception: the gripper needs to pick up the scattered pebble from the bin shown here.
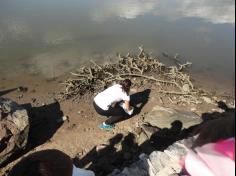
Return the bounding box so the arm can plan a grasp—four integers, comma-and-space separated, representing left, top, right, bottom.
78, 110, 84, 114
68, 123, 77, 130
17, 86, 28, 93
57, 115, 69, 123
18, 94, 23, 99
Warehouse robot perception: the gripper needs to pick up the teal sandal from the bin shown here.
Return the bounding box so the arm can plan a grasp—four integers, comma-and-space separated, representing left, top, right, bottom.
99, 122, 115, 131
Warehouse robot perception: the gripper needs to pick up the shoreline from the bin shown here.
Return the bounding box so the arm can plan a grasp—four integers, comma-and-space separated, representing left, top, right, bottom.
0, 68, 235, 97
0, 61, 235, 175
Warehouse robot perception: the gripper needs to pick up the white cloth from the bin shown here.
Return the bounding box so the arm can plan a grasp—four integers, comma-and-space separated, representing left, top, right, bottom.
94, 84, 130, 110
72, 165, 95, 176
127, 108, 134, 115
119, 102, 134, 115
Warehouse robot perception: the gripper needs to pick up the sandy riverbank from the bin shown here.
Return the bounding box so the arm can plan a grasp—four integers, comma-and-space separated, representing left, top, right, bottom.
0, 70, 235, 175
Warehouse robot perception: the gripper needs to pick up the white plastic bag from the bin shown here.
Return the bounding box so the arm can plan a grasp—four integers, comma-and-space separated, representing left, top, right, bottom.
119, 102, 134, 115
119, 102, 126, 109
126, 107, 134, 115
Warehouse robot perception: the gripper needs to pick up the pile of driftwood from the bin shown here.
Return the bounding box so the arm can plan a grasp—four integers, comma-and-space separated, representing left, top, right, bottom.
58, 47, 205, 105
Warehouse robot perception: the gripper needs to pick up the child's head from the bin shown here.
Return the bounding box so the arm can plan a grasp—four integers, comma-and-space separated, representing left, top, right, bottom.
9, 149, 73, 176
120, 79, 132, 94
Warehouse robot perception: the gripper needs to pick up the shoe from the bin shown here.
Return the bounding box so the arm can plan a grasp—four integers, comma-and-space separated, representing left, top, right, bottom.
99, 122, 114, 131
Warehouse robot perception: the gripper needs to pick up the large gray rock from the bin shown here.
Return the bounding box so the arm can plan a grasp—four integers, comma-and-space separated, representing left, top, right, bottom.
0, 98, 29, 165
143, 106, 202, 129
108, 137, 196, 176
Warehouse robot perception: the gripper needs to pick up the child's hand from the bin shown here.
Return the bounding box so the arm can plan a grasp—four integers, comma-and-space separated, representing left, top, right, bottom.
119, 102, 134, 115
119, 102, 125, 109
126, 107, 134, 115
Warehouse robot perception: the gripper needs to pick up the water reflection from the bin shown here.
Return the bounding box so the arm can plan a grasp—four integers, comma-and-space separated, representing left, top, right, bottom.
0, 0, 234, 44
91, 0, 235, 24
90, 0, 157, 21
0, 0, 234, 92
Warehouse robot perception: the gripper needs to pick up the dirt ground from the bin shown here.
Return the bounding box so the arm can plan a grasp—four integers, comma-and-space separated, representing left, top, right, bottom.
0, 74, 235, 175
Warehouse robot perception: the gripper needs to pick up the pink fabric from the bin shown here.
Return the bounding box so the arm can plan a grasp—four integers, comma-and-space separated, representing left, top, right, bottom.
196, 143, 235, 176
214, 138, 235, 161
185, 150, 215, 176
184, 138, 235, 176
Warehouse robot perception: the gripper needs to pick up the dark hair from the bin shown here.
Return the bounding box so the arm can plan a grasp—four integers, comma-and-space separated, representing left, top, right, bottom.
120, 79, 132, 94
9, 150, 73, 176
193, 116, 235, 148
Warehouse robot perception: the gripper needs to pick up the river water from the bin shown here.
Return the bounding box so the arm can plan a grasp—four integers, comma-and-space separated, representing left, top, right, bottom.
0, 0, 235, 93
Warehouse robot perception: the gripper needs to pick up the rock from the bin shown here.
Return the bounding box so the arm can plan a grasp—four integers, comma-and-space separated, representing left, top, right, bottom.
0, 98, 29, 165
133, 127, 142, 135
137, 132, 149, 145
56, 115, 69, 123
143, 106, 202, 129
107, 137, 195, 176
140, 123, 160, 138
108, 158, 149, 176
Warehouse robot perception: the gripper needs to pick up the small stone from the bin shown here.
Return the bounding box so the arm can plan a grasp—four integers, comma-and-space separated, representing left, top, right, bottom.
57, 115, 69, 123
78, 110, 84, 114
182, 84, 190, 93
17, 86, 28, 93
137, 132, 149, 145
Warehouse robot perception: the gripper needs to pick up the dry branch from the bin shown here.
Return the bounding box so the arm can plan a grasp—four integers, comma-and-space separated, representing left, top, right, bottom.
58, 48, 207, 105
